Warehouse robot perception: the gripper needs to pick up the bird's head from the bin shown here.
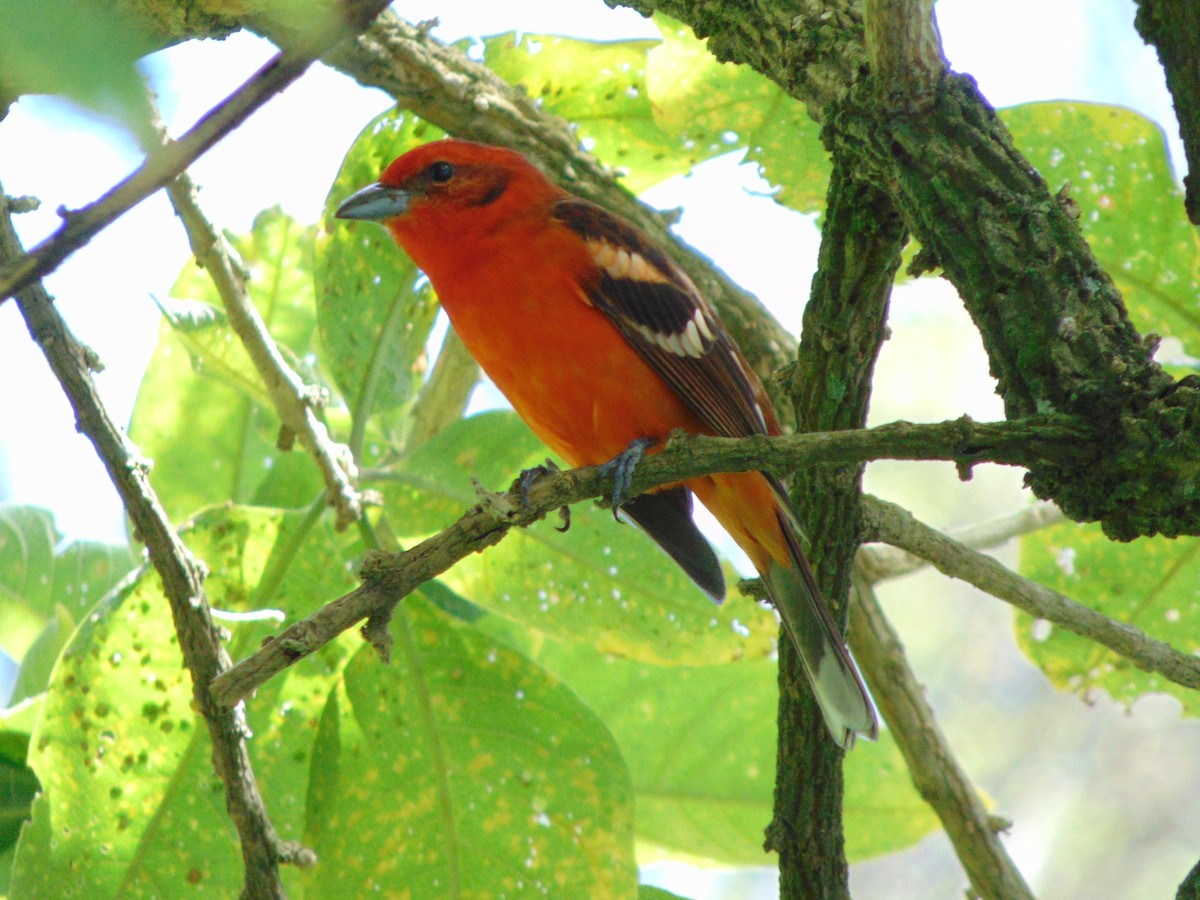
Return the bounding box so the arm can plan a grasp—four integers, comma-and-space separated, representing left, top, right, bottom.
335, 139, 560, 249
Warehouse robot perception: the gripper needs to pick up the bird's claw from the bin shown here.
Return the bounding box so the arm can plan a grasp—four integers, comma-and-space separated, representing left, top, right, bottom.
598, 437, 655, 520
516, 460, 571, 532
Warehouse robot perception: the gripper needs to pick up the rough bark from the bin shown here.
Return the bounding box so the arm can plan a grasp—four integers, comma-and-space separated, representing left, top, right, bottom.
827, 73, 1200, 539
765, 159, 905, 898
1133, 0, 1200, 223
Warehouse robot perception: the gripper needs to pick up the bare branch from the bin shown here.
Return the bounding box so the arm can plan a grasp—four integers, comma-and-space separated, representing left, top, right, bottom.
859, 501, 1064, 581
145, 109, 364, 530
850, 574, 1034, 900
405, 329, 480, 450
0, 0, 392, 306
862, 495, 1200, 691
1, 192, 303, 899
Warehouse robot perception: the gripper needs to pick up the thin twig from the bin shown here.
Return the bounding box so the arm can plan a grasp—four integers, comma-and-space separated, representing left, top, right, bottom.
862, 495, 1200, 691
0, 0, 392, 306
144, 108, 364, 529
859, 501, 1064, 581
850, 573, 1034, 900
2, 191, 304, 899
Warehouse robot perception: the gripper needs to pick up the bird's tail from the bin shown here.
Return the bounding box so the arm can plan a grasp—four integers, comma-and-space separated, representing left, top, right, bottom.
764, 506, 878, 749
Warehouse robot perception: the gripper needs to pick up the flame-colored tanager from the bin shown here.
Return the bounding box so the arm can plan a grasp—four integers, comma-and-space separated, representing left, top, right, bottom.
336, 139, 877, 747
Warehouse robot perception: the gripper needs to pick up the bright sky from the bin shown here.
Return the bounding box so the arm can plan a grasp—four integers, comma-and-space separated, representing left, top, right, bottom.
0, 1, 1183, 895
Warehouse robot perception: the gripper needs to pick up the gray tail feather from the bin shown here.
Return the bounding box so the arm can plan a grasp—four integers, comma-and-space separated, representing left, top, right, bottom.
765, 507, 878, 748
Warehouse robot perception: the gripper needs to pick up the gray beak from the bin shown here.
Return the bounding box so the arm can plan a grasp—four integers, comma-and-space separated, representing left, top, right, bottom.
335, 183, 410, 221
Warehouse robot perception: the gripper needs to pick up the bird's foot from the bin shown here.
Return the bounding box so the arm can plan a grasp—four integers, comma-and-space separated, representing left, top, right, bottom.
598, 437, 655, 520
515, 460, 571, 532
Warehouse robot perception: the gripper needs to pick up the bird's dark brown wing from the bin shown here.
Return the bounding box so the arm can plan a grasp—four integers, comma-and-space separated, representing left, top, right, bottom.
552, 197, 776, 440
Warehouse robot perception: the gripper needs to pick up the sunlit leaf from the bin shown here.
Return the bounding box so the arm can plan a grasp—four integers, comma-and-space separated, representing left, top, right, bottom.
164, 207, 322, 407
0, 505, 135, 666
526, 639, 937, 864
1003, 102, 1200, 353
648, 17, 829, 213
130, 209, 326, 521
478, 32, 690, 193
301, 596, 637, 897
7, 504, 364, 897
1019, 521, 1200, 715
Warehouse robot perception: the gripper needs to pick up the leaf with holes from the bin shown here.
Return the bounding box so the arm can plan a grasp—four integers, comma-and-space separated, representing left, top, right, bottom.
1019, 520, 1200, 715
301, 596, 636, 897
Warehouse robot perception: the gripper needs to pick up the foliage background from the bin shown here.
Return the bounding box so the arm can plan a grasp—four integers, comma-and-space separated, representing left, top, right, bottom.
1, 1, 1198, 898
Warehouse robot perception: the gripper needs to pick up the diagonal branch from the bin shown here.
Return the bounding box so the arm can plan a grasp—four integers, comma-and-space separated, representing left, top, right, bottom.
859, 501, 1064, 582
142, 107, 364, 530
849, 573, 1034, 900
862, 495, 1200, 691
0, 0, 392, 306
1, 191, 302, 899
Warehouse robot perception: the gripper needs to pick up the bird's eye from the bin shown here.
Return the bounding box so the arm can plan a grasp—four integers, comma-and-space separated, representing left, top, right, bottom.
428, 162, 455, 184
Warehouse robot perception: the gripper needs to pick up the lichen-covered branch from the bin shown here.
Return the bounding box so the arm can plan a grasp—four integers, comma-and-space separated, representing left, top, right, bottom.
765, 159, 904, 898
1134, 0, 1200, 224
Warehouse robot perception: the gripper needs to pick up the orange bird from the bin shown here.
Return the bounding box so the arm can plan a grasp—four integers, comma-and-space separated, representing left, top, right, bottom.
336, 139, 877, 746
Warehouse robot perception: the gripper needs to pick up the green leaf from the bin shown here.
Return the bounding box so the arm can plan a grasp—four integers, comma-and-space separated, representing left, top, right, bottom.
1018, 521, 1200, 714
300, 596, 637, 897
9, 605, 76, 706
163, 208, 322, 408
130, 209, 326, 521
1003, 102, 1200, 352
378, 412, 778, 664
475, 20, 829, 211
639, 886, 693, 900
526, 639, 937, 865
648, 17, 829, 213
0, 0, 154, 131
478, 32, 689, 193
0, 505, 135, 663
9, 569, 233, 897
0, 730, 39, 857
8, 504, 364, 898
319, 108, 441, 452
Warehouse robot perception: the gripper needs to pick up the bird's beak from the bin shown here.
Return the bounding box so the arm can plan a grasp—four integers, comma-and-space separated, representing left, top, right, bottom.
335, 183, 410, 221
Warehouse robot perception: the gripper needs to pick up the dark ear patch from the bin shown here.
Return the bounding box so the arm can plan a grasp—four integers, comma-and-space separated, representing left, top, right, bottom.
470, 174, 510, 207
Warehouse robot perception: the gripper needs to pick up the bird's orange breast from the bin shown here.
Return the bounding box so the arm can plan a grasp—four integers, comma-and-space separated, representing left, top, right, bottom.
415, 219, 706, 469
